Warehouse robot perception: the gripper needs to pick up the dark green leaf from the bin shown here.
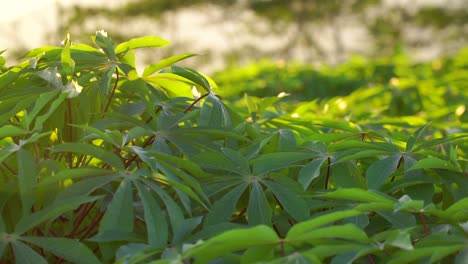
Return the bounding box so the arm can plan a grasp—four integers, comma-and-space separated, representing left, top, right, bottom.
247, 182, 272, 226
20, 236, 100, 264
366, 155, 401, 190
134, 181, 168, 248
99, 179, 134, 237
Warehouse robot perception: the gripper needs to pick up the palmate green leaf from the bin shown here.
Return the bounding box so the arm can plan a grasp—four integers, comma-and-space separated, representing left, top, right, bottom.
204, 183, 248, 226
23, 89, 61, 130
387, 245, 465, 264
174, 127, 247, 141
33, 92, 68, 131
289, 224, 369, 244
304, 244, 364, 262
20, 236, 100, 264
144, 179, 184, 236
99, 179, 134, 237
262, 178, 309, 221
171, 66, 211, 93
151, 151, 209, 178
73, 124, 122, 147
444, 197, 468, 221
252, 152, 315, 175
411, 134, 468, 152
61, 43, 75, 77
366, 154, 401, 190
15, 195, 102, 234
191, 151, 239, 173
20, 45, 61, 58
95, 65, 116, 96
157, 160, 205, 212
183, 225, 279, 264
333, 149, 390, 164
115, 36, 170, 55
55, 174, 118, 200
221, 148, 251, 175
407, 157, 461, 172
377, 210, 415, 228
406, 121, 432, 151
248, 181, 272, 226
0, 96, 36, 126
0, 216, 7, 257
240, 244, 275, 264
329, 140, 400, 153
311, 119, 361, 133
393, 195, 424, 213
286, 210, 362, 240
142, 53, 196, 77
92, 30, 116, 60
299, 157, 326, 190
199, 94, 231, 128
318, 188, 395, 204
385, 230, 413, 250
17, 149, 38, 217
134, 181, 168, 248
51, 143, 124, 170
0, 125, 27, 139
11, 240, 48, 264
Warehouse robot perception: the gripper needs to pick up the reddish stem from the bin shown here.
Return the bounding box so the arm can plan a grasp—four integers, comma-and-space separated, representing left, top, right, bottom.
324, 156, 331, 189
419, 212, 430, 236
183, 93, 210, 113
103, 67, 119, 113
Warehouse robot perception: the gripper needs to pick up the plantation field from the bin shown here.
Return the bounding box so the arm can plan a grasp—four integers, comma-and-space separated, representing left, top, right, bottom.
0, 33, 467, 263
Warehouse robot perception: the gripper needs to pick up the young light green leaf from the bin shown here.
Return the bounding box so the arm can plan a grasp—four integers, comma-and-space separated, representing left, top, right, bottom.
247, 182, 272, 226
387, 245, 464, 264
318, 188, 395, 204
142, 53, 196, 77
289, 224, 368, 243
61, 44, 76, 77
93, 30, 116, 60
115, 36, 170, 54
287, 210, 362, 240
171, 66, 211, 93
407, 157, 461, 172
183, 225, 279, 264
20, 236, 100, 264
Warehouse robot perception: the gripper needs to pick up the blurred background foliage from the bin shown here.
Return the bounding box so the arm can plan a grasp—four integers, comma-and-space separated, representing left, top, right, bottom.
41, 0, 468, 72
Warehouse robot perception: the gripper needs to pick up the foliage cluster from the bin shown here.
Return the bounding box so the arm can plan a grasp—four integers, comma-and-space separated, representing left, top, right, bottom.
0, 33, 467, 264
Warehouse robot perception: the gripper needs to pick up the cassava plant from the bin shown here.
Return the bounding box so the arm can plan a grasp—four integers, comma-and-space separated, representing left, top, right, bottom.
0, 31, 467, 264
